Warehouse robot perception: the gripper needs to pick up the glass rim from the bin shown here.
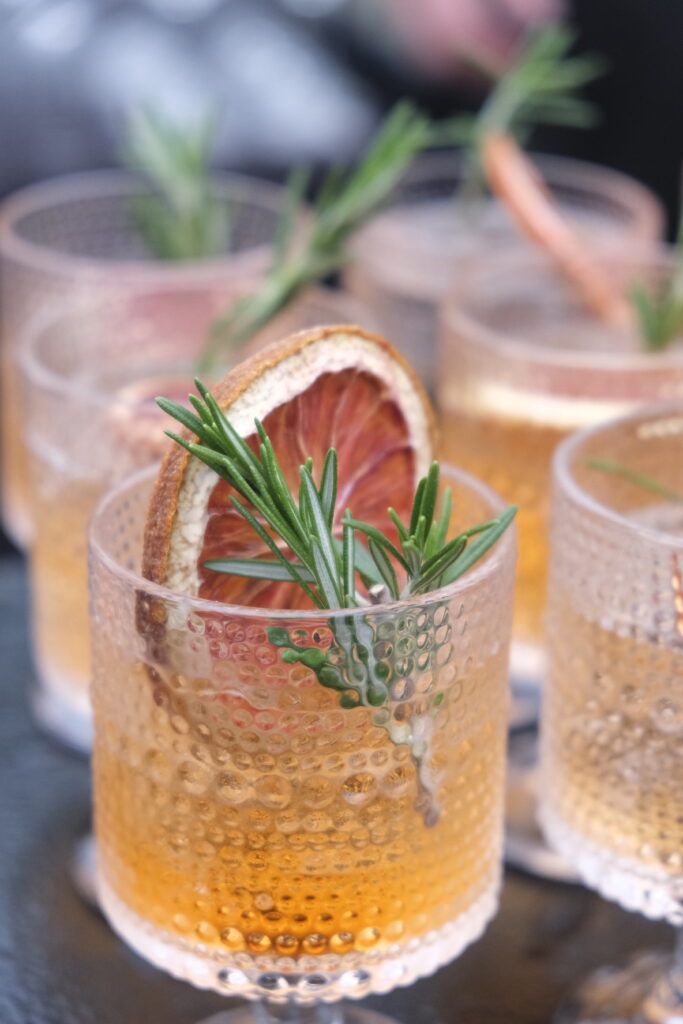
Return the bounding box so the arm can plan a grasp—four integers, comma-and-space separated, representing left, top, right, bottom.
89, 462, 516, 621
440, 245, 683, 372
553, 399, 683, 550
0, 168, 288, 278
16, 287, 368, 412
395, 149, 662, 214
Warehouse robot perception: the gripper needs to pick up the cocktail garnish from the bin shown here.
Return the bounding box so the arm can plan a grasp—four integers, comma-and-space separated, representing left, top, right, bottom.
124, 107, 231, 261
630, 215, 683, 351
585, 458, 683, 504
159, 380, 516, 605
454, 22, 606, 199
158, 379, 516, 825
196, 101, 459, 373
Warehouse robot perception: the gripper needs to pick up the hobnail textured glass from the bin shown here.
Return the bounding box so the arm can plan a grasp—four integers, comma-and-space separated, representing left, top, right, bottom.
540, 403, 683, 925
20, 286, 372, 752
0, 170, 292, 549
344, 151, 663, 393
88, 464, 516, 1010
439, 249, 683, 687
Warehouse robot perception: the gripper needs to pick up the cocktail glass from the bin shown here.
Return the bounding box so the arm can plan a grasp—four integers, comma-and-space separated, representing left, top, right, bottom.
439, 248, 683, 689
540, 402, 683, 1023
0, 170, 292, 549
344, 151, 663, 393
20, 287, 369, 752
88, 462, 516, 1023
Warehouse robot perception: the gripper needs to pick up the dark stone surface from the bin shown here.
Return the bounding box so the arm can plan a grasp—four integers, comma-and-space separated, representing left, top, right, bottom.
0, 553, 672, 1023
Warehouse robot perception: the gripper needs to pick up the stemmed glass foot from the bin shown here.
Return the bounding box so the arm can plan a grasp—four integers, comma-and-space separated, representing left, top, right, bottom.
556, 950, 683, 1023
198, 1006, 398, 1024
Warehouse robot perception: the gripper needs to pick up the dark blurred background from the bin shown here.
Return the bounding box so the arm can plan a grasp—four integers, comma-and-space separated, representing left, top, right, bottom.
1, 0, 682, 556
1, 0, 681, 225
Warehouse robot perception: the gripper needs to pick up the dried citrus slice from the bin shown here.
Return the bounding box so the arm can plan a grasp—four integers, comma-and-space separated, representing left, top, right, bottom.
143, 325, 436, 609
482, 132, 634, 327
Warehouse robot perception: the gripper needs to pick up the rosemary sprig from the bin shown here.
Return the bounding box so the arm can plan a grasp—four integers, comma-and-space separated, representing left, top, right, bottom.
158, 384, 516, 604
124, 108, 231, 261
631, 215, 683, 352
455, 22, 606, 197
197, 101, 454, 373
159, 382, 516, 826
586, 458, 683, 504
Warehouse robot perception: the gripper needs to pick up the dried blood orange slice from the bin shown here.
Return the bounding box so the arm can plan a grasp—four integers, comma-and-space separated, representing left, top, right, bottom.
482, 132, 634, 328
142, 325, 436, 610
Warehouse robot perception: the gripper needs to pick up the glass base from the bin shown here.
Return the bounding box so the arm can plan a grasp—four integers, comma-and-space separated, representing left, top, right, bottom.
504, 730, 579, 884
98, 873, 498, 1004
540, 806, 683, 925
198, 1005, 398, 1024
555, 951, 683, 1023
30, 677, 92, 754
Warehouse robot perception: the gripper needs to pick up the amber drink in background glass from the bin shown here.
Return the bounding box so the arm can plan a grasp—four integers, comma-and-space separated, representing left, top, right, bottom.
540, 403, 683, 1024
0, 170, 293, 549
439, 248, 683, 687
89, 462, 516, 1023
344, 152, 663, 393
20, 288, 370, 752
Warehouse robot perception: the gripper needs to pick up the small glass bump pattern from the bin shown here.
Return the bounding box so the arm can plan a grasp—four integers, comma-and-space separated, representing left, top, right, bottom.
540, 410, 683, 924
90, 470, 515, 1001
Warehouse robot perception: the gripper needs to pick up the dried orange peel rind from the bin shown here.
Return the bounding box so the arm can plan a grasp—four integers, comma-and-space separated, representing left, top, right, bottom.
142, 324, 437, 610
482, 132, 634, 328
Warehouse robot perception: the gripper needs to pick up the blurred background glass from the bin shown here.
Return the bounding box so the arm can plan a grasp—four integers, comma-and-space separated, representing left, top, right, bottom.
1, 0, 682, 553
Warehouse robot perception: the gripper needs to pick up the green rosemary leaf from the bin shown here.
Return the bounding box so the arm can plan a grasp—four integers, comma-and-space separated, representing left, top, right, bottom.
229, 495, 321, 606
156, 397, 207, 439
401, 539, 423, 578
300, 467, 342, 586
459, 22, 605, 196
368, 537, 400, 600
310, 536, 343, 607
414, 513, 429, 551
342, 515, 409, 572
319, 449, 338, 530
342, 514, 356, 605
387, 507, 409, 544
417, 462, 440, 534
188, 393, 216, 426
203, 557, 315, 582
199, 100, 443, 372
124, 108, 230, 261
440, 506, 517, 584
427, 487, 452, 559
336, 536, 383, 590
585, 459, 683, 504
409, 476, 427, 536
410, 537, 467, 594
630, 213, 683, 352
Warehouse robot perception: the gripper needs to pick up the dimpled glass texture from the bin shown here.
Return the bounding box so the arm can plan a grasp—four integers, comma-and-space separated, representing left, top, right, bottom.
0, 170, 291, 549
540, 404, 683, 925
345, 150, 663, 394
21, 285, 370, 752
439, 250, 683, 686
89, 464, 515, 1006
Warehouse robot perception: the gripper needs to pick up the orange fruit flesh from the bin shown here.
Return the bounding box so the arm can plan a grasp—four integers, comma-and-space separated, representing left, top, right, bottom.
198, 367, 416, 608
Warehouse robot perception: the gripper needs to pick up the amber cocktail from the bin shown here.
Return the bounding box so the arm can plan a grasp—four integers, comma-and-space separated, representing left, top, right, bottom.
539, 403, 683, 1023
0, 170, 290, 548
439, 249, 683, 684
345, 152, 663, 392
89, 463, 515, 1017
21, 288, 370, 751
